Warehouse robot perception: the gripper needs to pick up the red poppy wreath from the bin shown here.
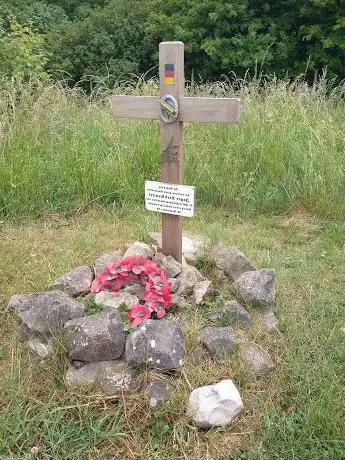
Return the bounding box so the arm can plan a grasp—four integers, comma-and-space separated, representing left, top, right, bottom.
91, 256, 171, 327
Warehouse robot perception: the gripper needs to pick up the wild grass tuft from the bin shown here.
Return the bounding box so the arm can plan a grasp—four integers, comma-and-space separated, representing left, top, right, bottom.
0, 76, 345, 220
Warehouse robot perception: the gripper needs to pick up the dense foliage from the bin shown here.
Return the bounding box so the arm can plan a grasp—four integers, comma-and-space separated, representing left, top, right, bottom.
0, 0, 344, 84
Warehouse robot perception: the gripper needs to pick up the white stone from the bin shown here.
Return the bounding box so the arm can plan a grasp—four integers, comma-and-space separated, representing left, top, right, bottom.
187, 379, 243, 428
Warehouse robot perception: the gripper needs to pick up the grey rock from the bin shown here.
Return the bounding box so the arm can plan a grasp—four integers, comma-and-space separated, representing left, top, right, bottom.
93, 251, 123, 277
9, 290, 84, 334
123, 242, 153, 260
98, 360, 138, 395
94, 291, 139, 311
153, 253, 182, 279
212, 300, 252, 328
165, 255, 182, 279
7, 294, 31, 313
122, 284, 145, 301
241, 345, 275, 376
200, 326, 238, 359
16, 322, 31, 341
64, 311, 125, 362
169, 278, 180, 294
231, 269, 276, 309
153, 252, 166, 267
211, 244, 255, 281
51, 266, 94, 297
187, 379, 244, 428
260, 309, 279, 333
184, 252, 197, 266
66, 362, 100, 387
27, 337, 52, 358
149, 232, 206, 259
171, 294, 188, 310
176, 265, 203, 297
126, 319, 184, 370
145, 380, 171, 407
193, 280, 213, 305
67, 360, 137, 394
214, 268, 229, 285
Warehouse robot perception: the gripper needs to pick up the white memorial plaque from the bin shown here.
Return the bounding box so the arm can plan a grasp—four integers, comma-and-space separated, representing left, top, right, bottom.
145, 181, 195, 218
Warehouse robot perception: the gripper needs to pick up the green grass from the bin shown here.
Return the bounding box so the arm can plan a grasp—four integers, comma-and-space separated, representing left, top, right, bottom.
0, 77, 345, 219
0, 209, 344, 459
0, 76, 344, 458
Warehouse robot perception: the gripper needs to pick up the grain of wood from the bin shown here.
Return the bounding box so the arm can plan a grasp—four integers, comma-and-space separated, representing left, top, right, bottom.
112, 96, 240, 123
112, 96, 159, 119
159, 41, 184, 263
180, 97, 241, 123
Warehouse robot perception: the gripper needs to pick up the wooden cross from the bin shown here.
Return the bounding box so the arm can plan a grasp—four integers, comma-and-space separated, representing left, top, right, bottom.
112, 41, 240, 263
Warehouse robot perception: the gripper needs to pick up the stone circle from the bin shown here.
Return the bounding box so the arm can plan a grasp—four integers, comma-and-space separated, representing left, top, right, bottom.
8, 234, 279, 430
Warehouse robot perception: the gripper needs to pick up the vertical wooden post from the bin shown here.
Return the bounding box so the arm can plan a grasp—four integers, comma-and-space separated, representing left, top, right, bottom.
159, 41, 184, 263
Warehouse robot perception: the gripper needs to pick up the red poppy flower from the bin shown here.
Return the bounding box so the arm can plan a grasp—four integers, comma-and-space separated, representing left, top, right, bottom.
122, 256, 140, 271
109, 262, 123, 275
93, 255, 171, 326
132, 263, 145, 275
128, 304, 151, 327
147, 301, 166, 319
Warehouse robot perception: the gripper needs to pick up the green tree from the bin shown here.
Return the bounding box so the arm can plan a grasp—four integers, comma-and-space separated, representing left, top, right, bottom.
0, 21, 49, 80
47, 0, 154, 85
0, 1, 68, 33
145, 0, 298, 79
46, 0, 109, 19
0, 0, 344, 84
298, 0, 345, 78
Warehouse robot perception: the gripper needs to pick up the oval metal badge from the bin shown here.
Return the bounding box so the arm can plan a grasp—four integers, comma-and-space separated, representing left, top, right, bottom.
159, 95, 179, 124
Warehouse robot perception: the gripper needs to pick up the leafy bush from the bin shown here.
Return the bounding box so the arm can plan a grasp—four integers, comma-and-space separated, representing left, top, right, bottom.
0, 21, 49, 81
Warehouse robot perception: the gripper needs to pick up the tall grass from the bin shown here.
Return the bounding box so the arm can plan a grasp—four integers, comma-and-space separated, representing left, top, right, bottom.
1, 76, 345, 219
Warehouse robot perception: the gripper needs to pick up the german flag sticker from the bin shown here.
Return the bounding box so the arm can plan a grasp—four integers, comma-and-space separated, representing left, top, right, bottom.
165, 64, 175, 85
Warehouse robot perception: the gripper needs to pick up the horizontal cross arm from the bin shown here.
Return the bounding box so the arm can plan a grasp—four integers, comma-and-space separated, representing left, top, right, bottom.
112, 95, 159, 120
112, 95, 241, 124
180, 97, 241, 123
